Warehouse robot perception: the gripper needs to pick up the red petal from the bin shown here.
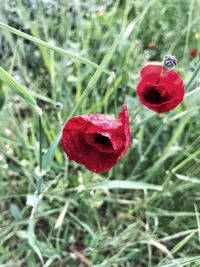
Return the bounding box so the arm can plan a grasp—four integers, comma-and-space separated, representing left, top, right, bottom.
82, 148, 120, 173
81, 114, 121, 129
140, 64, 163, 78
61, 117, 88, 162
118, 103, 131, 157
160, 70, 184, 87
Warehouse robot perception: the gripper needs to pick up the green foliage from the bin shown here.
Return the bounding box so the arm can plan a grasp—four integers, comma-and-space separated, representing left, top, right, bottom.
0, 0, 200, 266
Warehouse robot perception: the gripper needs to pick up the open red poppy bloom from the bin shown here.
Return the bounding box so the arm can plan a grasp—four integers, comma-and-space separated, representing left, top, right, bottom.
136, 64, 184, 113
61, 103, 130, 173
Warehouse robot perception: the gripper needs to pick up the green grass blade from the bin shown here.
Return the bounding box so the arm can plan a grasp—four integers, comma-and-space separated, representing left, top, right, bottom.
28, 220, 44, 265
159, 256, 200, 267
184, 86, 200, 98
131, 113, 157, 131
171, 232, 195, 254
17, 0, 51, 69
0, 67, 42, 114
186, 61, 200, 92
42, 131, 62, 174
87, 180, 163, 191
163, 116, 190, 154
183, 0, 195, 61
172, 148, 200, 173
194, 204, 200, 245
175, 173, 200, 184
0, 22, 111, 75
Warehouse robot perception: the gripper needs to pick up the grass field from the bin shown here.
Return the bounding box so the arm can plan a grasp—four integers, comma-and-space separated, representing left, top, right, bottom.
0, 0, 200, 266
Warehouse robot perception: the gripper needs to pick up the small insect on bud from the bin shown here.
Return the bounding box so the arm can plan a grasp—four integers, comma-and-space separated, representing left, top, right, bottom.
54, 102, 63, 110
163, 55, 177, 71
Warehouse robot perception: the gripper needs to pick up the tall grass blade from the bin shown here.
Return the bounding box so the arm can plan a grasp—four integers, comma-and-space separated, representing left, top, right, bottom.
0, 22, 111, 75
88, 180, 163, 191
0, 67, 42, 114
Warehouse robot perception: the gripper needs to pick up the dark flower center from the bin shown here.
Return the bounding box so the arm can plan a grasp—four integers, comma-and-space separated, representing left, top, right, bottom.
143, 85, 170, 104
84, 132, 114, 153
94, 133, 112, 146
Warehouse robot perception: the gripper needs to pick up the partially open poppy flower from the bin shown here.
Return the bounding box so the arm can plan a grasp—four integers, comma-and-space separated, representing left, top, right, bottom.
136, 64, 184, 113
61, 104, 130, 173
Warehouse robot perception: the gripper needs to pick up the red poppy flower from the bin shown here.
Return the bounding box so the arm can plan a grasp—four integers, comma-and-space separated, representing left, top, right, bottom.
190, 48, 198, 59
136, 64, 184, 113
61, 104, 130, 173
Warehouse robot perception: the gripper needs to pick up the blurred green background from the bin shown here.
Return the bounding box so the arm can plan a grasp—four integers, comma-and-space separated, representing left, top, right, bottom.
0, 0, 200, 266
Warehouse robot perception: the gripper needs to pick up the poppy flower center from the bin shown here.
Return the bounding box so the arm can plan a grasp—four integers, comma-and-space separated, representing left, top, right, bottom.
84, 132, 114, 153
94, 133, 112, 146
143, 84, 170, 104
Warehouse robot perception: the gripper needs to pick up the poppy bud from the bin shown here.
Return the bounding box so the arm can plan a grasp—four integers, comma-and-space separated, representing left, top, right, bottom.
163, 55, 177, 71
54, 102, 63, 110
